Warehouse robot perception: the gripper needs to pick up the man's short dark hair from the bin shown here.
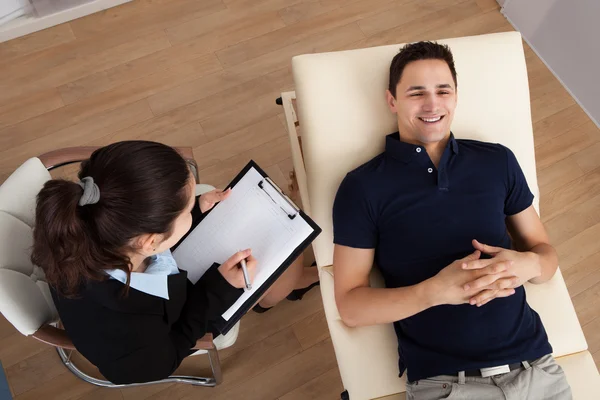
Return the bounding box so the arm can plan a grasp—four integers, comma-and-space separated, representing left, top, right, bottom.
388, 41, 457, 98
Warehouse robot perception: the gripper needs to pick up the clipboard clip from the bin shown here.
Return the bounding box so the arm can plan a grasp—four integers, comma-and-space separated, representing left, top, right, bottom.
258, 180, 299, 220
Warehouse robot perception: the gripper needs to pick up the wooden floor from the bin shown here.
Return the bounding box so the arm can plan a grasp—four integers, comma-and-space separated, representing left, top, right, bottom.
0, 0, 599, 398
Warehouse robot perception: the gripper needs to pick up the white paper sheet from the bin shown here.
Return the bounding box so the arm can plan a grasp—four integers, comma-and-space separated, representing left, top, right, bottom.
173, 167, 314, 321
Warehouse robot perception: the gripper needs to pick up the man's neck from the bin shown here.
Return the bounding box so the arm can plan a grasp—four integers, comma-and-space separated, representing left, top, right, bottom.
399, 132, 451, 168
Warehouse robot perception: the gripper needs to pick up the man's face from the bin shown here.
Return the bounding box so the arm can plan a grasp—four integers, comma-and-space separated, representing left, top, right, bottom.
386, 59, 457, 145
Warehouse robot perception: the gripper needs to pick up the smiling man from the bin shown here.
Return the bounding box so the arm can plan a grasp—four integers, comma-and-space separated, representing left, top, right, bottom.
332, 42, 572, 400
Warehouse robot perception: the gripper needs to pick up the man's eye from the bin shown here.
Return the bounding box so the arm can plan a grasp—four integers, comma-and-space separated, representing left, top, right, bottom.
410, 93, 423, 97
438, 91, 450, 95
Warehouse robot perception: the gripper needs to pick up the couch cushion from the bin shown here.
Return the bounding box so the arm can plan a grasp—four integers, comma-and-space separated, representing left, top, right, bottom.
0, 158, 50, 227
524, 268, 588, 357
555, 351, 600, 400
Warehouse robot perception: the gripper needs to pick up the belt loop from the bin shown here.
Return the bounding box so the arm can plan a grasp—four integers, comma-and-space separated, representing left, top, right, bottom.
522, 360, 531, 370
458, 371, 466, 385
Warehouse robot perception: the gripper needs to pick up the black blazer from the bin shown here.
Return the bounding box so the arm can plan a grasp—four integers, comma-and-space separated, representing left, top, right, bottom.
50, 264, 242, 384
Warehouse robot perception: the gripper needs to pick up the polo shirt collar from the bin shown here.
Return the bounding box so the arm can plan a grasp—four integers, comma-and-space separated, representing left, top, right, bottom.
385, 131, 459, 163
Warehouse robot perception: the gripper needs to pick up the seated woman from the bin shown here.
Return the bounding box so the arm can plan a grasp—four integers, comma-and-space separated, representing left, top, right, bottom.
32, 141, 318, 384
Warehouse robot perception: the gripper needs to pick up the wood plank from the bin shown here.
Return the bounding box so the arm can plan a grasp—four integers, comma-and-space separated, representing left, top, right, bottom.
0, 88, 64, 129
69, 0, 227, 41
0, 24, 75, 65
544, 192, 600, 247
218, 284, 324, 361
14, 369, 96, 400
537, 156, 585, 196
556, 222, 600, 272
75, 387, 124, 400
204, 338, 337, 400
199, 93, 283, 140
278, 367, 344, 400
533, 104, 590, 148
357, 0, 463, 38
530, 81, 576, 124
562, 252, 600, 298
0, 333, 48, 369
58, 51, 222, 105
165, 8, 286, 46
582, 313, 600, 355
120, 383, 172, 400
98, 76, 274, 146
6, 348, 65, 396
0, 59, 208, 151
574, 141, 600, 174
278, 1, 340, 26
540, 167, 600, 222
1, 31, 172, 104
343, 0, 494, 50
223, 22, 365, 81
292, 310, 330, 350
215, 0, 396, 67
572, 280, 600, 327
0, 100, 153, 182
223, 0, 302, 11
0, 315, 14, 340
193, 116, 286, 171
146, 69, 258, 116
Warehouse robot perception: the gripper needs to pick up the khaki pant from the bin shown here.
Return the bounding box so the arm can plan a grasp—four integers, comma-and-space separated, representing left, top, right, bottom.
406, 355, 572, 400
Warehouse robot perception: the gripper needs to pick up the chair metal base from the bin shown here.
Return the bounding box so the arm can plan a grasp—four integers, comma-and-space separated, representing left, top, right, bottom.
57, 346, 223, 388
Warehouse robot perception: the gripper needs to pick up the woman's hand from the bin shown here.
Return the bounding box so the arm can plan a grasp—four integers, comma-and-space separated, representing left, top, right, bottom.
199, 188, 231, 213
218, 249, 257, 289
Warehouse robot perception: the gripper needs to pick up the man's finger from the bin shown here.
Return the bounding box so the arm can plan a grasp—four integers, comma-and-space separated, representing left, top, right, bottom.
462, 258, 498, 269
488, 276, 520, 291
472, 239, 502, 255
461, 250, 481, 263
475, 288, 515, 307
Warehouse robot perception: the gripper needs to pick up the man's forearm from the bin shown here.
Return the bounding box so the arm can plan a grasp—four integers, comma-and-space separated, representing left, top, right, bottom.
528, 243, 558, 284
337, 280, 436, 327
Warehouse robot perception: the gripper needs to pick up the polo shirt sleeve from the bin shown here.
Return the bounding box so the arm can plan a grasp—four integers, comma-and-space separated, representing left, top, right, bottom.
503, 146, 534, 216
332, 173, 377, 249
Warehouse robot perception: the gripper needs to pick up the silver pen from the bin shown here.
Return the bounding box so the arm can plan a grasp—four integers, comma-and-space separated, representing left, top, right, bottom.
240, 257, 252, 290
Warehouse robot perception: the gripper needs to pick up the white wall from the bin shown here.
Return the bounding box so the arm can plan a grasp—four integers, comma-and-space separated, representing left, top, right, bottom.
0, 0, 30, 26
503, 0, 600, 127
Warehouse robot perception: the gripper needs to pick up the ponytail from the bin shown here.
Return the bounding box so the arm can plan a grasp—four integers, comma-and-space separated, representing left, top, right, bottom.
31, 141, 190, 298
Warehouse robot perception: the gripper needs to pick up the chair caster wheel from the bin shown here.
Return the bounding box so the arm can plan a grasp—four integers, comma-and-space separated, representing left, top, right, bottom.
341, 390, 350, 400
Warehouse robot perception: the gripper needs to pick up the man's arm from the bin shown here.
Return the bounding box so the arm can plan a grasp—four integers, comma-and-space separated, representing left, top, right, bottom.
333, 244, 435, 327
506, 205, 558, 284
333, 245, 508, 326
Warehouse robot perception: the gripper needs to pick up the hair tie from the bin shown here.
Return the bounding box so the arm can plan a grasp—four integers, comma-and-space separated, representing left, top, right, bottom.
77, 177, 100, 206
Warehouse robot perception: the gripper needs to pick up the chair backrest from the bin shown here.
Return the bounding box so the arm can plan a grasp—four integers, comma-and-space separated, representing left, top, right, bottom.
0, 158, 58, 336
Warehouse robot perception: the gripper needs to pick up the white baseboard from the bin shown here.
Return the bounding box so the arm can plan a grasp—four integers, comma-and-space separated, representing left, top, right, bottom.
0, 0, 133, 43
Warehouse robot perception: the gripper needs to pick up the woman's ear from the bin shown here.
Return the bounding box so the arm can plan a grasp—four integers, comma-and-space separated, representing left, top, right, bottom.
136, 233, 162, 255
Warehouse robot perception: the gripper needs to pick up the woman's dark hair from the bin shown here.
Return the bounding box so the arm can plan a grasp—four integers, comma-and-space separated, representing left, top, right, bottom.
31, 141, 191, 297
388, 41, 457, 98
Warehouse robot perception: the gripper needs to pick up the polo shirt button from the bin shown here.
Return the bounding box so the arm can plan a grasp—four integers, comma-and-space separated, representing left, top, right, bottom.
428, 168, 433, 173
416, 148, 422, 153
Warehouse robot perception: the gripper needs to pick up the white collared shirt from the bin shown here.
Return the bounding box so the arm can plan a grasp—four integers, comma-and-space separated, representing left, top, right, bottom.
105, 249, 180, 300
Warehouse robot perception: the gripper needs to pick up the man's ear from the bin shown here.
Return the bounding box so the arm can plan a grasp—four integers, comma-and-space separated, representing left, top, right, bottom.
386, 90, 397, 113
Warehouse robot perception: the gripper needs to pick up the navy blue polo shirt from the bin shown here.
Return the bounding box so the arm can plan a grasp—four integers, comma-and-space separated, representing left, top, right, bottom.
333, 132, 552, 382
